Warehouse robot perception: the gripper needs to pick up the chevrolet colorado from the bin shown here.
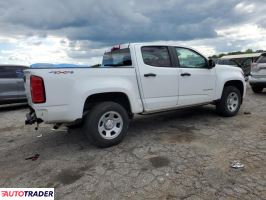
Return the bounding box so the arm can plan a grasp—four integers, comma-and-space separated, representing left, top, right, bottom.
25, 42, 246, 147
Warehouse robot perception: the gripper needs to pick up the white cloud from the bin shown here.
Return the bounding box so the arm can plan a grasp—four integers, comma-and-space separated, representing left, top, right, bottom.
215, 24, 266, 51
0, 0, 266, 64
217, 24, 266, 40
235, 2, 255, 13
0, 36, 104, 65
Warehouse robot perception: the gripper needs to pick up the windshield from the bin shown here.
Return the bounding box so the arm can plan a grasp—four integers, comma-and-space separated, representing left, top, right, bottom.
102, 48, 132, 67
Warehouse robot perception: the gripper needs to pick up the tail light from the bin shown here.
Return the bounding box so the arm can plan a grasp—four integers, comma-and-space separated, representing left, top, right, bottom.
30, 75, 46, 103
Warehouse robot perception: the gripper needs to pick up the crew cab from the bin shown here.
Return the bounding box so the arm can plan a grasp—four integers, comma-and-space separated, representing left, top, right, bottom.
24, 42, 246, 147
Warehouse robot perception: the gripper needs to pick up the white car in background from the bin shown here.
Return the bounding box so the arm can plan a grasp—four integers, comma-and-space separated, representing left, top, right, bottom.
250, 53, 266, 93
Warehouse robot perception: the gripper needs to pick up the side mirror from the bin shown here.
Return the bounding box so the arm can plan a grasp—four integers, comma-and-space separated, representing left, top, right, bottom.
208, 59, 216, 69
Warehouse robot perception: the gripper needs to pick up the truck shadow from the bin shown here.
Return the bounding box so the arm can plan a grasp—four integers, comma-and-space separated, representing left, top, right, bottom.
66, 106, 218, 149
129, 105, 218, 133
0, 105, 221, 167
3, 106, 217, 161
55, 106, 218, 149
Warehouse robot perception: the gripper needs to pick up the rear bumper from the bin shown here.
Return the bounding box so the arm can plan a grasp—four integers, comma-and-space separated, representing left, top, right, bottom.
26, 104, 81, 124
249, 75, 266, 87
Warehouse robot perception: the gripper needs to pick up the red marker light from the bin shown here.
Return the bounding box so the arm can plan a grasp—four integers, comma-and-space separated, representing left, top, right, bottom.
111, 45, 120, 52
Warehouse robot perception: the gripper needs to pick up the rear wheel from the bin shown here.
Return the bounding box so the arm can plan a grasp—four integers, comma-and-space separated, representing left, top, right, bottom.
251, 85, 263, 93
216, 86, 241, 117
83, 102, 129, 148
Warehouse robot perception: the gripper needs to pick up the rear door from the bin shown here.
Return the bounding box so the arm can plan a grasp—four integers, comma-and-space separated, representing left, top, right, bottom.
173, 47, 216, 106
0, 66, 19, 102
135, 45, 179, 111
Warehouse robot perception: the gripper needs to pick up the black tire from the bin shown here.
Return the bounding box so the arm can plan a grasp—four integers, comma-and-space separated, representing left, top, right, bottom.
251, 86, 263, 93
216, 86, 241, 117
83, 101, 129, 148
67, 122, 83, 129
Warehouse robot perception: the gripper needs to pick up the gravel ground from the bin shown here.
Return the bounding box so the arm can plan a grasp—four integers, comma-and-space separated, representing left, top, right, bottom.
0, 87, 266, 200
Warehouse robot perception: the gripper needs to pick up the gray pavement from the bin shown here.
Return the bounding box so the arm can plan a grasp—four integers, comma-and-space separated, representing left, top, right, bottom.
0, 87, 266, 200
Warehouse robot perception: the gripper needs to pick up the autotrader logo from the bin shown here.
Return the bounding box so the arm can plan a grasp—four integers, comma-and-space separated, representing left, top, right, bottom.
0, 188, 54, 200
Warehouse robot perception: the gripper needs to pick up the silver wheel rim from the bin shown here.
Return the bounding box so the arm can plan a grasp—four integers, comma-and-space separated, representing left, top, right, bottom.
227, 92, 239, 112
98, 111, 123, 140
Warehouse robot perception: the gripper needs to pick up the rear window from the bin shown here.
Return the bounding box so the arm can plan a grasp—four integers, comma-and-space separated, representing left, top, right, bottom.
257, 56, 266, 63
102, 48, 132, 67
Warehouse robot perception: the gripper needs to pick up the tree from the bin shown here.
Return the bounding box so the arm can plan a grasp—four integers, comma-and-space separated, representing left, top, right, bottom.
245, 49, 253, 53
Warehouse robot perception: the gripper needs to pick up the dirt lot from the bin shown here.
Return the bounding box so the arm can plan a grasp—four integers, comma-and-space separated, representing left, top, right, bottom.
0, 87, 266, 200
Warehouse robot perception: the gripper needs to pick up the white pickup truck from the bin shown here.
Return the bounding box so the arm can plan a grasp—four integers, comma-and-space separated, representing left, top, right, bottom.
25, 42, 246, 147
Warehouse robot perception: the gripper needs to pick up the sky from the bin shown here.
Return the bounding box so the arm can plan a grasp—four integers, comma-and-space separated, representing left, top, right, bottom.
0, 0, 266, 65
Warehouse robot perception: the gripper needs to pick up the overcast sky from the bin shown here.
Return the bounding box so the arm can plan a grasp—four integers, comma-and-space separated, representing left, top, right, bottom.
0, 0, 266, 65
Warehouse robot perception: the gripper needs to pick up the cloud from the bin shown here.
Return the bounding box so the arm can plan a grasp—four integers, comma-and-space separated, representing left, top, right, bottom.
0, 0, 266, 65
0, 0, 246, 42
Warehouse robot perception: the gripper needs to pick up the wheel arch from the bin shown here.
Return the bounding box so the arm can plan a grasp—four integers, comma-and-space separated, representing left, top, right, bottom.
223, 80, 244, 103
83, 92, 133, 117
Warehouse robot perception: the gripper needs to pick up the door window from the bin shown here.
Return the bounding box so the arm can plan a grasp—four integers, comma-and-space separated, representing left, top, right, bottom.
175, 48, 207, 68
141, 46, 172, 67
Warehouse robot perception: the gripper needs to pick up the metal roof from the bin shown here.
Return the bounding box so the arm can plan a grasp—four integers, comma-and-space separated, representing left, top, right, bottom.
221, 53, 262, 59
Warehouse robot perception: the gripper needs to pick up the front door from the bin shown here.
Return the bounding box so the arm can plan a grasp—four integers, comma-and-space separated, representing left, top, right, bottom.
173, 47, 216, 106
135, 45, 179, 111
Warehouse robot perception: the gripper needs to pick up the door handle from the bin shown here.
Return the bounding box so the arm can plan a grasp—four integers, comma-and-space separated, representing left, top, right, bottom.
144, 73, 157, 77
181, 73, 191, 77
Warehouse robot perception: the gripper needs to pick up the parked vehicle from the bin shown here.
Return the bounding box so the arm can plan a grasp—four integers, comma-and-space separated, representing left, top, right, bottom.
217, 58, 250, 81
249, 53, 266, 93
24, 43, 246, 147
218, 53, 261, 76
0, 65, 28, 105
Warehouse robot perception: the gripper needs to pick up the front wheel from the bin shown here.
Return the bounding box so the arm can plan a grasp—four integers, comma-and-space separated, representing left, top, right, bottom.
216, 86, 241, 117
251, 85, 263, 93
83, 102, 129, 148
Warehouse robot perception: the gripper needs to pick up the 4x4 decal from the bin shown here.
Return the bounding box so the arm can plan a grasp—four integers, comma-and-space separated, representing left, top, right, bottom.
49, 71, 74, 74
